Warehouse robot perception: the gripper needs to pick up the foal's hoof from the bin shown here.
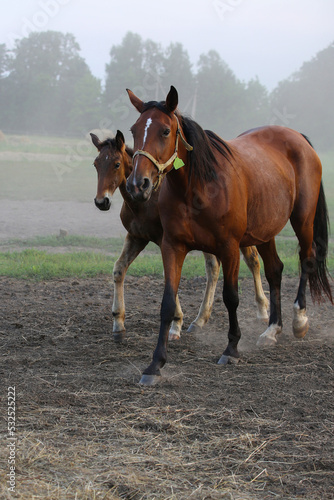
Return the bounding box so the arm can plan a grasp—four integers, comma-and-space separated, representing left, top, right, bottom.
256, 334, 277, 348
293, 319, 309, 339
113, 330, 126, 342
168, 332, 180, 341
217, 354, 240, 365
139, 374, 162, 386
257, 310, 269, 322
187, 322, 199, 333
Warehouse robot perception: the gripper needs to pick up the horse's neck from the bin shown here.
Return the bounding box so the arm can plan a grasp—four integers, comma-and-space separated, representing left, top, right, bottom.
119, 151, 134, 203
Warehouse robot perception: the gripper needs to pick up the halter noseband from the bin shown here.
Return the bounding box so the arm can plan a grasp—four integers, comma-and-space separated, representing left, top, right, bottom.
132, 115, 193, 190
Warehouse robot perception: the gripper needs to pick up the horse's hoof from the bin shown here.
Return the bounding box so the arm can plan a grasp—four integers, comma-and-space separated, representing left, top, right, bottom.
139, 374, 162, 386
113, 330, 126, 342
168, 332, 180, 341
256, 334, 277, 348
293, 319, 309, 339
217, 354, 240, 365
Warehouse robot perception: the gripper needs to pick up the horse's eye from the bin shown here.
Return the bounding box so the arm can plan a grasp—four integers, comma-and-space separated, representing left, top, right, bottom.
115, 162, 121, 169
163, 128, 170, 137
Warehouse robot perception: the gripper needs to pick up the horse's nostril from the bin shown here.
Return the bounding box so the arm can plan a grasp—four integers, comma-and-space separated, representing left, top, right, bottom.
142, 178, 151, 191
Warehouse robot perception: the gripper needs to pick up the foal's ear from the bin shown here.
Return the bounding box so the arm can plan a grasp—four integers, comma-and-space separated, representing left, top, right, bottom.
166, 85, 178, 113
115, 130, 125, 152
127, 89, 144, 113
90, 133, 101, 151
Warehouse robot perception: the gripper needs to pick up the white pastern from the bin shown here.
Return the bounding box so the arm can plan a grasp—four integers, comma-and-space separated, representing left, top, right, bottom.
142, 118, 152, 148
256, 323, 282, 348
292, 301, 309, 338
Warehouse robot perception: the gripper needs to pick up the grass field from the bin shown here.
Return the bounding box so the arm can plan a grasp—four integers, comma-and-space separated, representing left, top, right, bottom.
0, 133, 333, 280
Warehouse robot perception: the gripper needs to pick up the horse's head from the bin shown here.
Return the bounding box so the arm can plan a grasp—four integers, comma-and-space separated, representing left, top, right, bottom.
91, 130, 130, 211
126, 86, 192, 202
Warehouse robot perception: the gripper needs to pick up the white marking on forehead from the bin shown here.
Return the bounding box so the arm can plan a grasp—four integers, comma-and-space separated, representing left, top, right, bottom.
142, 118, 152, 148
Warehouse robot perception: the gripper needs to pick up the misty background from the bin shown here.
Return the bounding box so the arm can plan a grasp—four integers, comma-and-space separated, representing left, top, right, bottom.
0, 0, 333, 150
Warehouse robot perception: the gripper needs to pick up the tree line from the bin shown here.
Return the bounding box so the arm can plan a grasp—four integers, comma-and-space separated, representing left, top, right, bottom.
0, 31, 333, 150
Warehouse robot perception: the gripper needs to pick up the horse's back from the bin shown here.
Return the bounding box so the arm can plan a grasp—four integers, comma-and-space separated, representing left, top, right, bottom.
227, 126, 322, 245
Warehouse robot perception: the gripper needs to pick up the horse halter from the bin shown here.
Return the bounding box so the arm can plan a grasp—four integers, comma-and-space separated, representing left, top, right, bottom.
132, 115, 193, 190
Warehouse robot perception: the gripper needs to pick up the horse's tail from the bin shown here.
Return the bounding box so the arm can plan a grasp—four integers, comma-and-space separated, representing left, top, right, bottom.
309, 181, 333, 304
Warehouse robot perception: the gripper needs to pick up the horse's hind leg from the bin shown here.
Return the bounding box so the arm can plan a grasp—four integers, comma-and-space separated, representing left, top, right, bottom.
187, 252, 221, 333
256, 239, 284, 347
290, 218, 315, 339
112, 234, 148, 340
241, 246, 269, 321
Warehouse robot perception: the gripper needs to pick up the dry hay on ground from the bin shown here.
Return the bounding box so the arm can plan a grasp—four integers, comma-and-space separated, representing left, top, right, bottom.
1, 275, 333, 499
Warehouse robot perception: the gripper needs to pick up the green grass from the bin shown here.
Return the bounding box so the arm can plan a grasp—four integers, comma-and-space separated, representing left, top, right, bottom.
0, 134, 333, 280
1, 236, 332, 281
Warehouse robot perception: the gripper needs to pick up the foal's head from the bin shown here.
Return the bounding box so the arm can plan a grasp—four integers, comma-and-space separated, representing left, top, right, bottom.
91, 130, 131, 211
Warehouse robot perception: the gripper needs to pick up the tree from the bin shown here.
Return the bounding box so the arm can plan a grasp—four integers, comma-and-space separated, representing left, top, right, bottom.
4, 31, 96, 134
69, 73, 102, 134
196, 50, 245, 137
270, 42, 334, 149
104, 32, 166, 135
160, 42, 196, 113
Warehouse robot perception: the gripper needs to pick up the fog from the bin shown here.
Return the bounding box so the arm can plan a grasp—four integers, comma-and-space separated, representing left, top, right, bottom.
0, 0, 333, 242
2, 0, 334, 90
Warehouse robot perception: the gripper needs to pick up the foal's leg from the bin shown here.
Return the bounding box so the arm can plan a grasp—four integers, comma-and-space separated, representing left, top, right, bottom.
112, 233, 148, 340
168, 294, 183, 341
256, 240, 284, 347
241, 246, 269, 321
140, 241, 187, 385
187, 252, 221, 333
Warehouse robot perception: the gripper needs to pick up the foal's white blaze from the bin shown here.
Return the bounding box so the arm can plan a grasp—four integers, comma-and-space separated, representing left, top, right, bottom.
256, 323, 282, 347
142, 118, 152, 148
292, 301, 309, 338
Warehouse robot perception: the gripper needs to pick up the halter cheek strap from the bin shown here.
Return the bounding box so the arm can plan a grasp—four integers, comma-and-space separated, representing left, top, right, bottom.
132, 115, 193, 190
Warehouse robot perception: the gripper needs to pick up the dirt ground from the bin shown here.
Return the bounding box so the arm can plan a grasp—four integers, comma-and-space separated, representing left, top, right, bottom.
0, 199, 126, 241
1, 271, 333, 499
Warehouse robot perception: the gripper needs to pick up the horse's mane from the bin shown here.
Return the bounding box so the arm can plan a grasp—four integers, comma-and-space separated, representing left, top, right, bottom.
98, 137, 134, 157
141, 100, 233, 183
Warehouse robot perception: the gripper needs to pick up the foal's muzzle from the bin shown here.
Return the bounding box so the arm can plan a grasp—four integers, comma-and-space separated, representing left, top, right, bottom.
94, 197, 111, 211
126, 176, 152, 201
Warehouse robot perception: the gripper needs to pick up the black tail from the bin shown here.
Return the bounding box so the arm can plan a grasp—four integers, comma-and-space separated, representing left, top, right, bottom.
309, 181, 333, 304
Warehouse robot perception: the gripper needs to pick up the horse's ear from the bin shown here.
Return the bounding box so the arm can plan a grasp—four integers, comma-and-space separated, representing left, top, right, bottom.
90, 133, 101, 151
166, 86, 178, 113
127, 89, 144, 113
115, 130, 125, 152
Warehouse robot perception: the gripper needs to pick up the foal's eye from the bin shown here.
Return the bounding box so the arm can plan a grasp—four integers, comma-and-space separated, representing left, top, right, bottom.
115, 162, 121, 169
163, 128, 170, 137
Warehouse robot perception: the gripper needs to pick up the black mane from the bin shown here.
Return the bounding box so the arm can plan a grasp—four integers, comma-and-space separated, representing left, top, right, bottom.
141, 100, 233, 183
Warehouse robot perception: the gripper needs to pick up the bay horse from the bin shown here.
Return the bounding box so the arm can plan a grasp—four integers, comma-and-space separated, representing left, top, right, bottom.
90, 130, 268, 341
126, 85, 333, 385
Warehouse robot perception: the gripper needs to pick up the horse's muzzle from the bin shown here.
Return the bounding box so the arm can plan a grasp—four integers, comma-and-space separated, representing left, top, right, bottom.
94, 197, 111, 211
126, 177, 152, 201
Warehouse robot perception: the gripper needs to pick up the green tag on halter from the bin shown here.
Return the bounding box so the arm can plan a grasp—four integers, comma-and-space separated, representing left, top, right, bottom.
173, 157, 184, 170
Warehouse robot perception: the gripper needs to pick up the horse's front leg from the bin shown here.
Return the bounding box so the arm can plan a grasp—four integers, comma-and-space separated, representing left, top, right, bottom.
112, 233, 148, 340
140, 241, 187, 385
218, 245, 242, 365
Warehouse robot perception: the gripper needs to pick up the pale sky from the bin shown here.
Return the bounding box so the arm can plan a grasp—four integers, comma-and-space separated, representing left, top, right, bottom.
1, 0, 334, 90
